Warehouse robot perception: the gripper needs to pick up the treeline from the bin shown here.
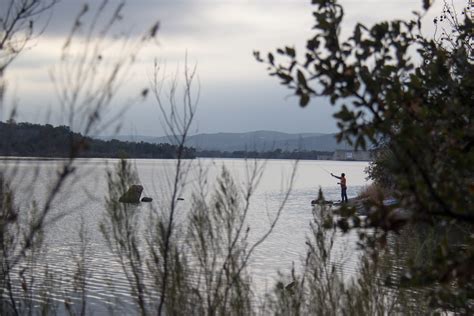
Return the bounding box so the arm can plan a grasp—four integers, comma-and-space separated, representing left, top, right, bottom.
0, 121, 196, 159
196, 148, 333, 160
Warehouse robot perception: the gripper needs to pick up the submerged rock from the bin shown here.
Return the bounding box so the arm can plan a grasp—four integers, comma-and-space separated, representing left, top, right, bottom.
311, 199, 333, 206
141, 197, 153, 202
119, 185, 143, 203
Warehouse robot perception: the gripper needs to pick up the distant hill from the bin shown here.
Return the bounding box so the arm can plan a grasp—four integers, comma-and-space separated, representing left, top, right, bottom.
0, 121, 195, 159
99, 131, 352, 152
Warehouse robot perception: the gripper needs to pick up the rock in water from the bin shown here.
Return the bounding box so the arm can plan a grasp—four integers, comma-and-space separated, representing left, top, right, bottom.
119, 185, 143, 203
141, 197, 153, 202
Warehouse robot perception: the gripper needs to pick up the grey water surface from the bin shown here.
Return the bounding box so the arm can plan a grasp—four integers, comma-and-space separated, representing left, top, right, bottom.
4, 157, 370, 313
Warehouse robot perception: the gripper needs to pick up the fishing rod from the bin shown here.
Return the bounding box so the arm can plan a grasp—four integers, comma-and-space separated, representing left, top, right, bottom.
317, 165, 332, 176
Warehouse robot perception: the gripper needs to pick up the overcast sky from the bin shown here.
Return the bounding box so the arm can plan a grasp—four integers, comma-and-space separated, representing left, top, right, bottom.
3, 0, 464, 136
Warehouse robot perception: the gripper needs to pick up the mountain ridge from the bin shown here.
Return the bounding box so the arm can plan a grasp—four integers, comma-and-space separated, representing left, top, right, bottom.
98, 130, 352, 152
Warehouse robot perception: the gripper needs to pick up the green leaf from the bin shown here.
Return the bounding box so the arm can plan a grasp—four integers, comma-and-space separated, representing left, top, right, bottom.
423, 0, 431, 10
253, 51, 262, 62
297, 70, 307, 87
276, 72, 293, 84
285, 46, 296, 58
300, 94, 310, 107
268, 52, 274, 65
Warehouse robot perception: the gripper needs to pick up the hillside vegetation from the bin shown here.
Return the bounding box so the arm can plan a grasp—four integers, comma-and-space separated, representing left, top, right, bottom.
0, 121, 196, 159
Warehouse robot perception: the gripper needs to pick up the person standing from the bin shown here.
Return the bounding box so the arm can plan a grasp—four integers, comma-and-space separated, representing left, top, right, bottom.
331, 172, 348, 203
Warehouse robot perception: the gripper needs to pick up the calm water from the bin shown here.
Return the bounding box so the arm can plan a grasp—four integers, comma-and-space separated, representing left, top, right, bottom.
3, 158, 370, 313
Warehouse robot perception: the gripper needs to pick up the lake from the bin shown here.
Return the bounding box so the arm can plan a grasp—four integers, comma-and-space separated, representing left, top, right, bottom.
3, 157, 370, 313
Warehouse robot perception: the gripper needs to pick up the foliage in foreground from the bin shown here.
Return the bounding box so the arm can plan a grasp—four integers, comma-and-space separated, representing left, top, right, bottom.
256, 0, 473, 312
266, 191, 434, 316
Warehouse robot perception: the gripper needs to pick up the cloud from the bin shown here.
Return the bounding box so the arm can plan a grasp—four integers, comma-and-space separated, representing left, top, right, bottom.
3, 0, 466, 136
